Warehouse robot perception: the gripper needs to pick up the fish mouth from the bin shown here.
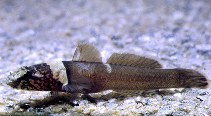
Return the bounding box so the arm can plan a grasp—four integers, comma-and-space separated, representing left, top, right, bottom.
7, 80, 16, 88
7, 72, 20, 88
6, 67, 28, 88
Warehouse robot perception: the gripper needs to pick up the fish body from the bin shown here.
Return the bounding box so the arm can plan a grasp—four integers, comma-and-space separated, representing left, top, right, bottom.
7, 44, 209, 94
65, 61, 207, 92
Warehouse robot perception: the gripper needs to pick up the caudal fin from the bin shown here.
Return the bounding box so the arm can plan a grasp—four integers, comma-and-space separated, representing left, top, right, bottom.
176, 68, 209, 89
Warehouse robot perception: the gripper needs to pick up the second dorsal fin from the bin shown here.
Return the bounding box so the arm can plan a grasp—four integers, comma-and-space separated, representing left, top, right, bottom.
72, 43, 102, 62
106, 53, 162, 68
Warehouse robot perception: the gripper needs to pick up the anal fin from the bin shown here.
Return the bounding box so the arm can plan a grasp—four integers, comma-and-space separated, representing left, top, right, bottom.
106, 53, 162, 68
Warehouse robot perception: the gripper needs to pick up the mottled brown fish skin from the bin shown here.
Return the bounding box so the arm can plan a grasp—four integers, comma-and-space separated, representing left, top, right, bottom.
64, 61, 208, 93
7, 63, 64, 92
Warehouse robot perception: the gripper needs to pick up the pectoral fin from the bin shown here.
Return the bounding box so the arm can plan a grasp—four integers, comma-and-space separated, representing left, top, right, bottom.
72, 43, 102, 62
106, 53, 162, 68
62, 76, 93, 93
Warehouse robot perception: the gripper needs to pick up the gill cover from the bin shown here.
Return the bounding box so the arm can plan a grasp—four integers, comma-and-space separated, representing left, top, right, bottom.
62, 44, 102, 93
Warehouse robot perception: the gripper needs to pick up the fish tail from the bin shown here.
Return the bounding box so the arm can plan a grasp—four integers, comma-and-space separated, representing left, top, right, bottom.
176, 68, 209, 88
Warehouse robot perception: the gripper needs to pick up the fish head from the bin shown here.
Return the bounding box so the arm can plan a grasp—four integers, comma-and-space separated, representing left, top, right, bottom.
7, 63, 63, 91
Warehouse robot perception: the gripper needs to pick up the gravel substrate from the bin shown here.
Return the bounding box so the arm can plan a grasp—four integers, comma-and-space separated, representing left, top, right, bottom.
0, 0, 211, 115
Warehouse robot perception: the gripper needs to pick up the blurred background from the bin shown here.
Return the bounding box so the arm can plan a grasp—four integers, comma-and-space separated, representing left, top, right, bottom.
0, 0, 211, 115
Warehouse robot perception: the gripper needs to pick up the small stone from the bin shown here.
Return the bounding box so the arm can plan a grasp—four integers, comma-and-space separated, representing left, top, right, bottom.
196, 96, 203, 102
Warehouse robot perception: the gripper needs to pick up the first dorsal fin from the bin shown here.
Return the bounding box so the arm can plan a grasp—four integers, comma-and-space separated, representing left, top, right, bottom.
106, 53, 162, 69
72, 43, 102, 62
